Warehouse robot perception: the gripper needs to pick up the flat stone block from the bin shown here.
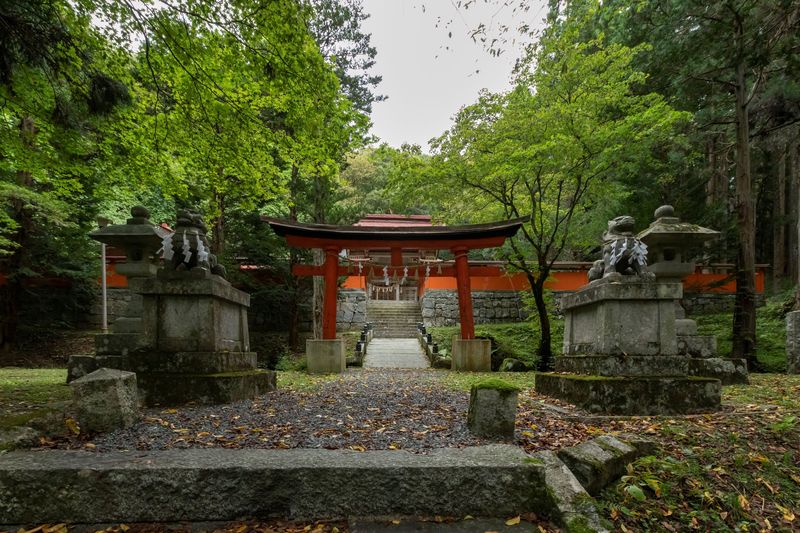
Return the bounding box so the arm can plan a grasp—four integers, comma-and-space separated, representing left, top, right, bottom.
66, 354, 98, 383
467, 385, 518, 439
452, 338, 491, 371
0, 446, 549, 524
306, 339, 346, 374
535, 373, 721, 415
71, 368, 139, 432
675, 318, 697, 336
560, 279, 682, 312
557, 435, 641, 496
677, 334, 717, 358
136, 370, 276, 407
555, 355, 688, 377
687, 358, 748, 385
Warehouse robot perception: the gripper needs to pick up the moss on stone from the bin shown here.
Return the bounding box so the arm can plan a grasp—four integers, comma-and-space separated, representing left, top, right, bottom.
0, 409, 52, 430
472, 377, 521, 392
564, 515, 595, 533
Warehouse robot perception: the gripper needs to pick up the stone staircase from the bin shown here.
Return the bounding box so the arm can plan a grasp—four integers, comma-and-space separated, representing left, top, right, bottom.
364, 338, 429, 369
366, 301, 422, 338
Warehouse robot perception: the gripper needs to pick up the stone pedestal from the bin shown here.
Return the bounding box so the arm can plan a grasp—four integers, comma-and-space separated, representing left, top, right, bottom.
306, 339, 346, 374
787, 311, 800, 374
132, 270, 275, 406
539, 277, 721, 415
452, 338, 491, 372
467, 383, 518, 439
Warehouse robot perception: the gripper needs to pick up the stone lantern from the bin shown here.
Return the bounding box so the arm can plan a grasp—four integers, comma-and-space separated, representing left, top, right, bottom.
638, 205, 747, 384
87, 206, 170, 368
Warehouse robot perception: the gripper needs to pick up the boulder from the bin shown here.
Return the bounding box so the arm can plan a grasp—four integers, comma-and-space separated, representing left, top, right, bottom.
500, 358, 528, 372
71, 368, 139, 433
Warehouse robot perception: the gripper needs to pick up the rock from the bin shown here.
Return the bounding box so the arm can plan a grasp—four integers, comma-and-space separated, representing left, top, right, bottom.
499, 358, 528, 372
536, 450, 610, 533
467, 380, 519, 439
557, 435, 649, 496
71, 368, 139, 432
432, 356, 451, 369
66, 354, 98, 383
0, 427, 40, 451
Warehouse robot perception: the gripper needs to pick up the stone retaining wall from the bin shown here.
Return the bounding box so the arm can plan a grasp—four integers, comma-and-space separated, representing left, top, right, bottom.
421, 290, 528, 327
337, 289, 366, 331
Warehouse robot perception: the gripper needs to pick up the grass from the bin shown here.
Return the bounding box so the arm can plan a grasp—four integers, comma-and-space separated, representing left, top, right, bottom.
277, 370, 341, 391
0, 367, 69, 432
429, 320, 565, 366
695, 297, 788, 372
595, 373, 800, 532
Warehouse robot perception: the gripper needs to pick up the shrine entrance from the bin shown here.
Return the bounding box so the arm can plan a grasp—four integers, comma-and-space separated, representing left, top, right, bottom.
265, 216, 525, 372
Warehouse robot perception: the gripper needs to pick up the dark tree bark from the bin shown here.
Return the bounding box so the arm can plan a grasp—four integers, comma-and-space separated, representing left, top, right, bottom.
287, 165, 301, 351
772, 147, 786, 284
731, 24, 759, 369
529, 263, 553, 371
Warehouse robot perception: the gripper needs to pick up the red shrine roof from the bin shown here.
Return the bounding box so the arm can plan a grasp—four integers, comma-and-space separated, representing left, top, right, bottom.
263, 216, 527, 250
354, 214, 432, 227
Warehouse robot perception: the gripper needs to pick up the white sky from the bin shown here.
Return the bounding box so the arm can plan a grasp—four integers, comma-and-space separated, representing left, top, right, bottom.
360, 0, 548, 151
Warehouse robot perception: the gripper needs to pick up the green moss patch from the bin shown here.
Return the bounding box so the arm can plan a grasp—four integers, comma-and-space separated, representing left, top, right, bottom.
472, 377, 521, 392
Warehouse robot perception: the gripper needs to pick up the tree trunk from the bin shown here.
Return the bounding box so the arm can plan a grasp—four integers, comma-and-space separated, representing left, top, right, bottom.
789, 138, 800, 286
211, 192, 225, 256
530, 265, 553, 371
772, 147, 786, 285
731, 48, 759, 369
287, 165, 301, 351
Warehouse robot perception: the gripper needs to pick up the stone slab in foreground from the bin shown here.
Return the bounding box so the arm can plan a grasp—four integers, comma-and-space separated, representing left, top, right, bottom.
0, 446, 549, 525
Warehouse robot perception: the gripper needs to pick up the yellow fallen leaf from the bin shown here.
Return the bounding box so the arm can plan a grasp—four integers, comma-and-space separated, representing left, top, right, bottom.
65, 418, 80, 436
119, 525, 130, 532
738, 494, 751, 511
161, 408, 178, 414
349, 445, 366, 452
391, 519, 401, 525
505, 515, 521, 526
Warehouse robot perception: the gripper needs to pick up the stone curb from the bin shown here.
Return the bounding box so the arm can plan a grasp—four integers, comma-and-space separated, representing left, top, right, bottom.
0, 445, 549, 525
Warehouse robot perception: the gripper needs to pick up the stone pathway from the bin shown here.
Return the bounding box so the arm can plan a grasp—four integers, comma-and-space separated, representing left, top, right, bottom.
364, 338, 430, 369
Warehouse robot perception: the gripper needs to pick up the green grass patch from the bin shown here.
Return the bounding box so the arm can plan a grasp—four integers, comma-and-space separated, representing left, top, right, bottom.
694, 298, 787, 372
0, 367, 69, 406
277, 370, 340, 391
434, 370, 536, 392
428, 320, 564, 365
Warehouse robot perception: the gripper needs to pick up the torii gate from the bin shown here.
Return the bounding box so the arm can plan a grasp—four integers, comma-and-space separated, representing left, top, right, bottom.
265, 216, 525, 372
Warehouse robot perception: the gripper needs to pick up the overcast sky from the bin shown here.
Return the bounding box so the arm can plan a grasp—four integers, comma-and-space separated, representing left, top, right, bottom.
360, 0, 548, 151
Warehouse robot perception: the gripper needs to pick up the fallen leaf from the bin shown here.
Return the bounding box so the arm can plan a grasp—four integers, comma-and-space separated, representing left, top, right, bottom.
65, 418, 80, 436
505, 515, 521, 526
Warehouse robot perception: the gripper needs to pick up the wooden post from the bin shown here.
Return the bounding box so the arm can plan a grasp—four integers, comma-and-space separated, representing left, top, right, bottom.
323, 246, 340, 339
453, 247, 475, 339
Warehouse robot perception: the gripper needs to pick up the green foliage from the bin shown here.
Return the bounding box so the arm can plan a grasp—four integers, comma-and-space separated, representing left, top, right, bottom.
693, 296, 787, 372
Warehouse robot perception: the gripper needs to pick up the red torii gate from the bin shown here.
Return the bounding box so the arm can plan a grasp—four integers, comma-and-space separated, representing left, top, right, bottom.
264, 217, 526, 341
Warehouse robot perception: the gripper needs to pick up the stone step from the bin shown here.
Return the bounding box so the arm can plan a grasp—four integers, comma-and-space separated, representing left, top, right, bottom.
365, 339, 430, 368
0, 446, 548, 524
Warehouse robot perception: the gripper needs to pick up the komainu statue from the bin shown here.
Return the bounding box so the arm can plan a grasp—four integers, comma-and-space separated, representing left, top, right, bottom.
588, 215, 651, 282
160, 209, 227, 278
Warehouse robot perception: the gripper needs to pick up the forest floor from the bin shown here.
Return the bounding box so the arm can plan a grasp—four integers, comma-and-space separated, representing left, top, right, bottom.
1, 367, 798, 531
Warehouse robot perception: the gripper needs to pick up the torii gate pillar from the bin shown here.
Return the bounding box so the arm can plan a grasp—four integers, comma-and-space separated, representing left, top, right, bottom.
451, 247, 491, 371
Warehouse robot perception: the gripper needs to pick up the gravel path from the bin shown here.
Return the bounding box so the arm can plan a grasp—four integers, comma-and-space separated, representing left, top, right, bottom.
66, 370, 490, 453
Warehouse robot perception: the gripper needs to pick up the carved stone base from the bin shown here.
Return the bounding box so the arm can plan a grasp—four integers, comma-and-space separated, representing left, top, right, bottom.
136, 369, 276, 407
535, 373, 721, 415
